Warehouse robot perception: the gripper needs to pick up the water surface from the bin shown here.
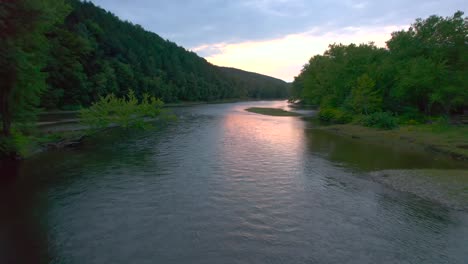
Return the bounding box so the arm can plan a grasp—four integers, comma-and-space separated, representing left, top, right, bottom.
1, 101, 467, 264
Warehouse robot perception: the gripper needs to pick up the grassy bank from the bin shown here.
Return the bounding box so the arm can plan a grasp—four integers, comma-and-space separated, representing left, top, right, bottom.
164, 99, 248, 107
316, 123, 468, 160
246, 107, 301, 116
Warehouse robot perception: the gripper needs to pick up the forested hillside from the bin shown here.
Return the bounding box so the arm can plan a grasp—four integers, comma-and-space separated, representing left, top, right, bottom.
43, 0, 288, 110
0, 0, 288, 157
292, 11, 467, 123
219, 67, 291, 99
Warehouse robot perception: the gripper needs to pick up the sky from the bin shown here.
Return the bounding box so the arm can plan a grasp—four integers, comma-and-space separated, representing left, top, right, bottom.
89, 0, 466, 82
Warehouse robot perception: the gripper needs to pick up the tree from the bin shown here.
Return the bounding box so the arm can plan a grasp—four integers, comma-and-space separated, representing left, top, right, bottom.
350, 74, 381, 115
293, 11, 467, 118
387, 11, 468, 114
0, 0, 69, 137
80, 90, 165, 130
44, 27, 93, 108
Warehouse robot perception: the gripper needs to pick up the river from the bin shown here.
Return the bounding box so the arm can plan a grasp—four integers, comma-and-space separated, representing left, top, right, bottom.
1, 101, 467, 264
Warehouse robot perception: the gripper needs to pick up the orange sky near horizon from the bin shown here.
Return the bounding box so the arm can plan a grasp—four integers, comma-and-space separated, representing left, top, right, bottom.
193, 25, 407, 82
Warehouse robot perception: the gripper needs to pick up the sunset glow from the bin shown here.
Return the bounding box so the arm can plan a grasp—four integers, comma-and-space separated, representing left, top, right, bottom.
193, 25, 406, 81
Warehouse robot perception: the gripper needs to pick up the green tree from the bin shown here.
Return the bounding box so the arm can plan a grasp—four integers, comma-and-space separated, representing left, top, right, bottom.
44, 27, 93, 108
0, 0, 69, 153
387, 11, 468, 115
80, 90, 165, 130
293, 11, 467, 119
350, 74, 381, 115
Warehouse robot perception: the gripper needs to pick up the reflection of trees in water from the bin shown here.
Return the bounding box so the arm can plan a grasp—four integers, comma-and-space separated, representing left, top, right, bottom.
374, 190, 456, 258
304, 128, 461, 212
0, 127, 167, 264
304, 128, 459, 250
304, 129, 462, 171
0, 160, 50, 264
377, 191, 451, 224
23, 128, 166, 184
375, 191, 460, 262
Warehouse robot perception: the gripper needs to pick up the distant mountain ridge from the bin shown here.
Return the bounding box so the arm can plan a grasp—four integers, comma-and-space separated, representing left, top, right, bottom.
218, 67, 289, 99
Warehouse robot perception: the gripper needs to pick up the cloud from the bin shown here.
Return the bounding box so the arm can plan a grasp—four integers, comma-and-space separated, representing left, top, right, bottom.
194, 25, 407, 81
352, 2, 368, 9
89, 0, 466, 80
90, 0, 466, 47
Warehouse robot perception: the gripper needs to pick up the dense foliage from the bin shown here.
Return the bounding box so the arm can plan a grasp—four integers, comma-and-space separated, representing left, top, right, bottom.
0, 0, 69, 156
292, 11, 467, 125
361, 112, 399, 130
80, 90, 168, 130
219, 67, 290, 99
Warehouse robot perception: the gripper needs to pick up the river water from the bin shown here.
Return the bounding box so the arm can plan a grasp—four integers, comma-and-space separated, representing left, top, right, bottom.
1, 101, 467, 264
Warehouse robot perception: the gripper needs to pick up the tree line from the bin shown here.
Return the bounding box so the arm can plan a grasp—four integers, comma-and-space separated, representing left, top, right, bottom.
292, 11, 467, 125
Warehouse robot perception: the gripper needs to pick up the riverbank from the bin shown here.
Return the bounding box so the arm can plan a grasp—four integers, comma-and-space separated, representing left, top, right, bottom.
37, 99, 284, 127
246, 105, 468, 161
309, 122, 468, 210
245, 107, 302, 116
314, 123, 468, 161
303, 122, 468, 211
245, 106, 468, 209
5, 100, 289, 160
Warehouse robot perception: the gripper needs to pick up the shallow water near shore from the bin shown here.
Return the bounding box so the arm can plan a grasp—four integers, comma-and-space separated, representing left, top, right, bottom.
1, 101, 467, 264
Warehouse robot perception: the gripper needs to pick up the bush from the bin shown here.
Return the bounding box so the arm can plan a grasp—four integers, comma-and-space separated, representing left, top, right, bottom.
404, 119, 421, 125
79, 90, 165, 130
398, 107, 426, 125
0, 129, 36, 158
433, 115, 450, 126
362, 112, 398, 130
319, 108, 352, 124
0, 137, 15, 158
318, 108, 335, 122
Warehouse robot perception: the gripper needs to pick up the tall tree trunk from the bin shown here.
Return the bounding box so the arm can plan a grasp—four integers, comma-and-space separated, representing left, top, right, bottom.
0, 72, 15, 137
0, 44, 16, 138
1, 89, 12, 138
0, 81, 16, 159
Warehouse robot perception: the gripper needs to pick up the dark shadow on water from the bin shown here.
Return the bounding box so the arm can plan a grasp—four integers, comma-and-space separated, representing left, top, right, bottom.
305, 128, 465, 240
0, 127, 167, 264
377, 190, 452, 224
305, 128, 468, 171
0, 160, 50, 264
24, 127, 165, 184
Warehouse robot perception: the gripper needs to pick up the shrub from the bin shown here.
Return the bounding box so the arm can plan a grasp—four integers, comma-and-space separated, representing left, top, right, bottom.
318, 108, 335, 122
398, 107, 425, 125
405, 119, 421, 125
319, 108, 352, 124
362, 112, 398, 130
0, 129, 36, 158
0, 137, 15, 158
79, 90, 165, 130
433, 115, 450, 126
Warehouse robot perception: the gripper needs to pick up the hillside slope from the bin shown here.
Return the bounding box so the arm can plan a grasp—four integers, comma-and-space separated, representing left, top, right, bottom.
42, 0, 289, 109
219, 67, 289, 99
